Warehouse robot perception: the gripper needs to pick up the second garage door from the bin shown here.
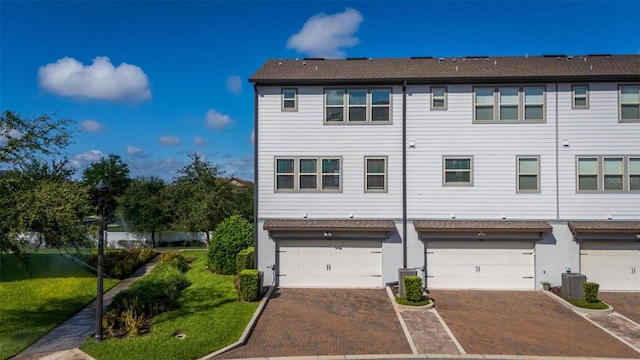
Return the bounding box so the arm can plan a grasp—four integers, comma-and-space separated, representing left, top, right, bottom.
426, 240, 535, 290
277, 239, 382, 288
580, 242, 640, 291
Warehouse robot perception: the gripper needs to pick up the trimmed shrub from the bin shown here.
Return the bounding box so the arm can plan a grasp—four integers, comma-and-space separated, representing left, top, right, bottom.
583, 281, 600, 303
404, 276, 423, 302
239, 269, 261, 302
89, 248, 157, 279
159, 251, 191, 273
103, 258, 191, 338
208, 215, 254, 274
236, 247, 255, 272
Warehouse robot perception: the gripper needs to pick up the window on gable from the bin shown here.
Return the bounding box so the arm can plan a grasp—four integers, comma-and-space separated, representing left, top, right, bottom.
629, 157, 640, 191
282, 88, 297, 111
431, 87, 447, 110
276, 158, 295, 190
365, 157, 387, 192
275, 157, 341, 192
443, 157, 472, 186
572, 85, 589, 109
324, 88, 391, 123
620, 85, 640, 122
517, 156, 540, 192
474, 86, 545, 122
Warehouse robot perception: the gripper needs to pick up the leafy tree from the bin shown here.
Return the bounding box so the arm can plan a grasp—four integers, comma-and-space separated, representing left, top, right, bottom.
231, 182, 254, 223
119, 176, 167, 247
166, 153, 234, 243
1, 111, 75, 166
208, 215, 254, 274
81, 154, 131, 218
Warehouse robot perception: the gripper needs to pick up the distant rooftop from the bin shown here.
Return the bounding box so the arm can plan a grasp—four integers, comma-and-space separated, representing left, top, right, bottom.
250, 54, 640, 85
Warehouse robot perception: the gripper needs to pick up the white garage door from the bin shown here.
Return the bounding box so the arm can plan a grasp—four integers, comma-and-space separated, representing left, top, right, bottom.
277, 239, 382, 288
426, 241, 535, 290
580, 242, 640, 291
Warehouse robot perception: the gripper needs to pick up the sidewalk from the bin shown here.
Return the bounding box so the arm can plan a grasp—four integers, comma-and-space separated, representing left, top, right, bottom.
12, 256, 162, 360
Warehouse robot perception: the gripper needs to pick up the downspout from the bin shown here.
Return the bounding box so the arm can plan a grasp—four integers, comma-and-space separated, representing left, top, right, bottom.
555, 83, 560, 220
402, 80, 408, 268
253, 83, 259, 269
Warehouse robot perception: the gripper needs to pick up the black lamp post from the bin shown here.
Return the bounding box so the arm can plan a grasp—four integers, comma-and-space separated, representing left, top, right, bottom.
94, 178, 109, 342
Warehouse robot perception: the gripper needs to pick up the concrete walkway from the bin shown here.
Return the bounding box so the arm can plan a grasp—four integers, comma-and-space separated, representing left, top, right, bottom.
12, 256, 162, 360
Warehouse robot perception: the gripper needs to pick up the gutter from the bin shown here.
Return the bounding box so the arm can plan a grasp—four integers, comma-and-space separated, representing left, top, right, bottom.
402, 80, 408, 268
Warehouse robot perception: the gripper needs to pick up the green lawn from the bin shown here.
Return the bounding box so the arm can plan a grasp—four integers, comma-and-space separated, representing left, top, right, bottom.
81, 250, 259, 360
0, 251, 120, 360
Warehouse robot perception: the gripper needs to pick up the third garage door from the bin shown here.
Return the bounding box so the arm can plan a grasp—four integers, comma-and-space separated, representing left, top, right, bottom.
277, 239, 382, 288
426, 240, 535, 290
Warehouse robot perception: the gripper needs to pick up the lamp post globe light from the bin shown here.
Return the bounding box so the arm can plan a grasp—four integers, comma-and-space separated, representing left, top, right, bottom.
94, 178, 109, 342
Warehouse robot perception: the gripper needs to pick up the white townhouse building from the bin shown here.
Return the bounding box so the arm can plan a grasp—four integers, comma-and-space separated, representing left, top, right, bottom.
249, 55, 640, 291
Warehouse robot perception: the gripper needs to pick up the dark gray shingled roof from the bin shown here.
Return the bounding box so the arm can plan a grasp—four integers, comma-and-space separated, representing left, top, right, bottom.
250, 55, 640, 85
414, 220, 552, 233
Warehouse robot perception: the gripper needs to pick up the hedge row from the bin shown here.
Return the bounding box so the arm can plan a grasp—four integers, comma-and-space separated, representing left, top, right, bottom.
236, 247, 254, 273
89, 248, 157, 279
239, 269, 261, 302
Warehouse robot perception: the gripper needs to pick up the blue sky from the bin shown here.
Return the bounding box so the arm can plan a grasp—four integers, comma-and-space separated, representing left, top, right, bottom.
2, 1, 639, 181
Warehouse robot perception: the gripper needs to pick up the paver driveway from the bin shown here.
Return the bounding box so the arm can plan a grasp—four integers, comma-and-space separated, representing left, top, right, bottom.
429, 290, 639, 358
599, 292, 640, 324
219, 288, 411, 359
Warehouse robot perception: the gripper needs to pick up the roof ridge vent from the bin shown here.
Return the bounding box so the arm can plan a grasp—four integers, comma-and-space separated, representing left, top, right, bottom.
303, 57, 325, 61
437, 57, 445, 63
410, 56, 433, 59
542, 54, 566, 58
346, 57, 367, 60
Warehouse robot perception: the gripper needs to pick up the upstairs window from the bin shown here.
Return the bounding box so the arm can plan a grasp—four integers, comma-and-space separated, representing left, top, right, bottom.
282, 88, 297, 111
603, 157, 624, 191
365, 157, 387, 192
474, 86, 545, 123
572, 85, 589, 109
275, 157, 341, 192
443, 157, 473, 186
630, 157, 640, 191
299, 159, 318, 190
577, 157, 599, 191
324, 88, 391, 123
620, 85, 640, 122
431, 87, 447, 110
517, 156, 540, 192
276, 158, 295, 190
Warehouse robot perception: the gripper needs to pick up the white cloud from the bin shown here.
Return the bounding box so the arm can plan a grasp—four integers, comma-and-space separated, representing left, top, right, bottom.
226, 74, 242, 95
38, 56, 151, 102
205, 110, 233, 131
158, 136, 182, 146
250, 130, 255, 145
286, 8, 363, 58
126, 146, 145, 158
80, 119, 104, 132
193, 136, 208, 146
71, 149, 104, 169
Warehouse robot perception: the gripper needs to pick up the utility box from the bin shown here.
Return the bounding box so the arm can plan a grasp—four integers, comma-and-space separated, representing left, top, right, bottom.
398, 268, 418, 297
562, 273, 586, 300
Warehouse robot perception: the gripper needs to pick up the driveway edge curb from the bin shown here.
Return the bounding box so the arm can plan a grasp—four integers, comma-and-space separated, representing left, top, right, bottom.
386, 286, 419, 354
541, 290, 614, 315
198, 285, 275, 360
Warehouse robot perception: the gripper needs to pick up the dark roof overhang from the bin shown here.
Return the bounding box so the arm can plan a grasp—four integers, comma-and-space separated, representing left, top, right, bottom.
414, 220, 552, 241
263, 219, 396, 241
568, 221, 640, 242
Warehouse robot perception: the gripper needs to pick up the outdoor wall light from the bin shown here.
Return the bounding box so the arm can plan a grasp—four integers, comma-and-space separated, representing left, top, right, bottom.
324, 231, 332, 238
477, 231, 486, 237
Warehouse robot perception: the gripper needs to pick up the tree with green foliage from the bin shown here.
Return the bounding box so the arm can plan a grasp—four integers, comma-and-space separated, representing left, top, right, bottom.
119, 176, 168, 247
81, 153, 131, 218
208, 215, 254, 274
166, 153, 234, 243
231, 182, 254, 223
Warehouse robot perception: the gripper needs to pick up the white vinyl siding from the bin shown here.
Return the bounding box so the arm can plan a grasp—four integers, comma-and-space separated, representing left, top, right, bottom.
324, 88, 391, 123
572, 85, 589, 109
619, 85, 640, 122
474, 86, 545, 123
517, 156, 540, 192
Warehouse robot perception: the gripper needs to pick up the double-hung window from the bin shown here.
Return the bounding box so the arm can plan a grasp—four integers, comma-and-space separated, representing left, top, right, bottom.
443, 157, 473, 186
603, 157, 624, 191
577, 156, 640, 192
619, 85, 640, 122
577, 157, 599, 191
275, 157, 341, 191
474, 86, 545, 122
629, 157, 640, 191
517, 156, 540, 192
282, 88, 297, 111
324, 88, 391, 123
365, 157, 387, 192
572, 85, 589, 109
431, 87, 447, 110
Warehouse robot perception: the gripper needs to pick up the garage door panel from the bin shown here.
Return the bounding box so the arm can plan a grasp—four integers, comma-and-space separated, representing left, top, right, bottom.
426, 241, 534, 290
580, 242, 640, 291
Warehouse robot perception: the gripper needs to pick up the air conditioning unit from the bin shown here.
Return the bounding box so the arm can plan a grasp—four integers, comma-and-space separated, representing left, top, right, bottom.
561, 273, 586, 300
398, 268, 418, 297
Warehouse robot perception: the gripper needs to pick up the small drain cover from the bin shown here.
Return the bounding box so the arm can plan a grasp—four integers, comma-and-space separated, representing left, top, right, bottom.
175, 333, 186, 340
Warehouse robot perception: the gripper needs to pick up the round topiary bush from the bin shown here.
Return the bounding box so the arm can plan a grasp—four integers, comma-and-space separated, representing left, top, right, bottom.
208, 215, 254, 274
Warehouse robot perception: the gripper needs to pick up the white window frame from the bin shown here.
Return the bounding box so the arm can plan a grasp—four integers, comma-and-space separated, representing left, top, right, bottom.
443, 156, 473, 186
282, 88, 298, 111
431, 86, 447, 110
516, 156, 540, 193
274, 156, 341, 192
364, 156, 387, 192
324, 88, 391, 123
473, 86, 545, 123
619, 85, 640, 122
572, 85, 589, 109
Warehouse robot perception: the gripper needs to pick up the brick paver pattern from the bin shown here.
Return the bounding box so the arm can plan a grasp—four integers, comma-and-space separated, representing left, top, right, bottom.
219, 289, 412, 359
429, 290, 639, 358
599, 292, 640, 325
399, 308, 460, 354
587, 312, 640, 352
